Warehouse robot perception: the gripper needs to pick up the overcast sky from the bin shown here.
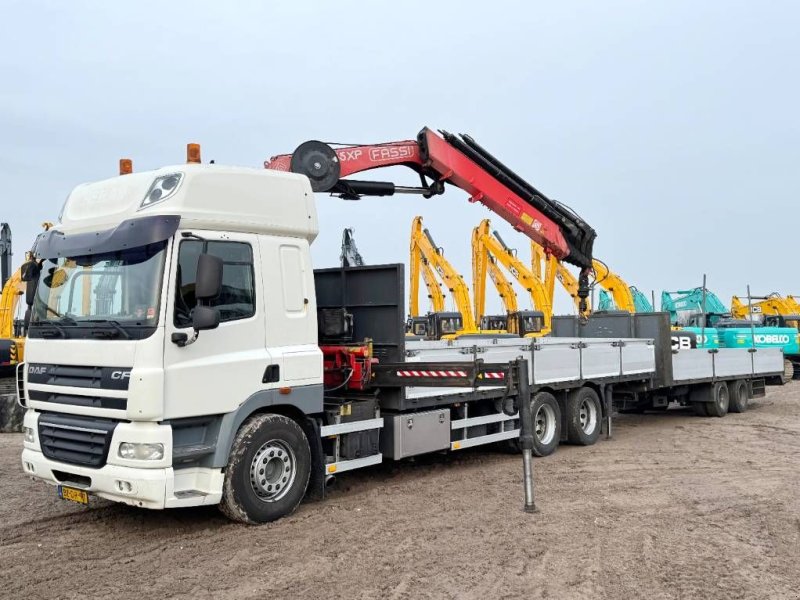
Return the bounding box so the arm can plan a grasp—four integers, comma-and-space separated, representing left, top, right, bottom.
2, 0, 798, 315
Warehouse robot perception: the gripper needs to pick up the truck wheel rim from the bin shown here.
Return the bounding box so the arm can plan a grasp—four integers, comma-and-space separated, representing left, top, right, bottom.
579, 398, 598, 433
535, 403, 556, 445
250, 439, 296, 502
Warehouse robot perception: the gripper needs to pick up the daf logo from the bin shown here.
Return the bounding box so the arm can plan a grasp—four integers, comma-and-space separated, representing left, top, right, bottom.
28, 366, 48, 375
111, 371, 131, 380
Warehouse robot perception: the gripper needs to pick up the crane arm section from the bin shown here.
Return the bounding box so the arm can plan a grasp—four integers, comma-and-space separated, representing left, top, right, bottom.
410, 217, 475, 330
266, 127, 596, 312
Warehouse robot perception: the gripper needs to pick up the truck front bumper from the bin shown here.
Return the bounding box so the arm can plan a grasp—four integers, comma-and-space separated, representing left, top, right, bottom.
22, 448, 175, 509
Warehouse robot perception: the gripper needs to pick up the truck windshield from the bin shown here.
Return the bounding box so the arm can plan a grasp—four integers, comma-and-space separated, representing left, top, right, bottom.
30, 241, 167, 338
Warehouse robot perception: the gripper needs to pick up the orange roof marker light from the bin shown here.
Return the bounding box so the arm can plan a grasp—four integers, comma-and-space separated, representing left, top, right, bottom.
187, 143, 201, 164
119, 158, 133, 175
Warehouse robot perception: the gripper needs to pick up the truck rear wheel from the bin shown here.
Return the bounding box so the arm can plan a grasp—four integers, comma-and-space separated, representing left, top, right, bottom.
506, 392, 561, 456
531, 391, 561, 457
565, 387, 602, 446
219, 413, 311, 524
728, 380, 749, 413
705, 382, 729, 418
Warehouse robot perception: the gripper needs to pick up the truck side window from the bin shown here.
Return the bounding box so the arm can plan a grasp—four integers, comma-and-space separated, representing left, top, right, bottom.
174, 240, 256, 327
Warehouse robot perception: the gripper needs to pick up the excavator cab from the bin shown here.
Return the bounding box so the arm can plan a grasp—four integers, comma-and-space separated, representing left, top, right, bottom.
405, 316, 430, 338
426, 312, 463, 340
506, 310, 545, 337
764, 315, 800, 331
480, 315, 508, 332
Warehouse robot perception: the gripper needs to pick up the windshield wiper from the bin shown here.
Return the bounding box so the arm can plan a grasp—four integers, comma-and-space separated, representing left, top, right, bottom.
85, 319, 132, 340
35, 321, 67, 338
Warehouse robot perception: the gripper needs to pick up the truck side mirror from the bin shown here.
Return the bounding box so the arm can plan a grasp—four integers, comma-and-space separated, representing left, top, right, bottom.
192, 305, 220, 331
195, 254, 223, 300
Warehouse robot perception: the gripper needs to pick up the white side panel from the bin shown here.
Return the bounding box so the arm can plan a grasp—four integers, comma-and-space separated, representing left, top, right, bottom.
752, 348, 784, 375
621, 340, 656, 375
672, 349, 714, 381
533, 342, 580, 384
713, 348, 753, 378
581, 341, 621, 379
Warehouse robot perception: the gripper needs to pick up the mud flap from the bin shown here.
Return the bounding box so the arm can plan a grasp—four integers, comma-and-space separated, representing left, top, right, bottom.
300, 417, 326, 502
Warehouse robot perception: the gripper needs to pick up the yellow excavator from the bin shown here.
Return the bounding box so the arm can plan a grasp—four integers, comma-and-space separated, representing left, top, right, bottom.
731, 293, 800, 331
0, 223, 53, 375
472, 219, 555, 336
533, 240, 652, 315
408, 216, 478, 339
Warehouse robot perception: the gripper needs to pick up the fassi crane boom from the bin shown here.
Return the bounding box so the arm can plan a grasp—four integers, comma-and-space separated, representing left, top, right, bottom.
266, 127, 596, 313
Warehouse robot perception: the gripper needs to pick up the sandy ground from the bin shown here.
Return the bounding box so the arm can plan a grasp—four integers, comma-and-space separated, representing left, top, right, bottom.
2, 385, 799, 600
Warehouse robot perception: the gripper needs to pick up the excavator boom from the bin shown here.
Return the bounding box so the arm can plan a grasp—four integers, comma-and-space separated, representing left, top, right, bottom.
409, 217, 475, 331
267, 127, 596, 310
473, 219, 554, 335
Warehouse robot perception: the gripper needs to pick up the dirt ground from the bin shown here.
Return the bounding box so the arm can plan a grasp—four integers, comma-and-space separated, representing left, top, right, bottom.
2, 385, 799, 600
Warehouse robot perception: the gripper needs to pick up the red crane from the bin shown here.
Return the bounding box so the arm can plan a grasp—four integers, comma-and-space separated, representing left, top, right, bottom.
266, 127, 596, 312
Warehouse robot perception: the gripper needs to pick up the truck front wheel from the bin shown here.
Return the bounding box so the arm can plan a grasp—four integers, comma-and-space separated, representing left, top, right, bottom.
219, 413, 311, 524
565, 387, 602, 446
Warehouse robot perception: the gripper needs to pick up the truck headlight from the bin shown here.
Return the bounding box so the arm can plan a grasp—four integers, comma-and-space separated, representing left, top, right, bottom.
118, 442, 164, 461
24, 427, 35, 443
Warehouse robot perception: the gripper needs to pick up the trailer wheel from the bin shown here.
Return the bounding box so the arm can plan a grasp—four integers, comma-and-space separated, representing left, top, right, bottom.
705, 382, 730, 418
565, 387, 602, 446
728, 380, 749, 413
219, 413, 311, 524
690, 385, 711, 416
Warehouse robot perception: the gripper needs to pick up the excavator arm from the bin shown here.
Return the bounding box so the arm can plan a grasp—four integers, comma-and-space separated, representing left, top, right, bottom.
591, 260, 636, 313
410, 217, 475, 331
472, 224, 518, 322
340, 228, 365, 267
409, 238, 446, 316
266, 127, 596, 312
0, 268, 23, 340
473, 220, 554, 335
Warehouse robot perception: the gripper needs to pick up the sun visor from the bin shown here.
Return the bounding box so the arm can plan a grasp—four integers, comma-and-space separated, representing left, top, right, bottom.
35, 215, 181, 259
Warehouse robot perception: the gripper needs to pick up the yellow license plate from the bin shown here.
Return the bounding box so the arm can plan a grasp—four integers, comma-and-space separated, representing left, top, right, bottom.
58, 485, 89, 505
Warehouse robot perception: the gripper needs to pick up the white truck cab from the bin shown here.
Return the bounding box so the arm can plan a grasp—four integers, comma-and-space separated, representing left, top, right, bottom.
21, 164, 327, 520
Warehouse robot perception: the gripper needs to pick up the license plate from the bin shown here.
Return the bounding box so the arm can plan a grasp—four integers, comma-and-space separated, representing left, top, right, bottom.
58, 485, 89, 505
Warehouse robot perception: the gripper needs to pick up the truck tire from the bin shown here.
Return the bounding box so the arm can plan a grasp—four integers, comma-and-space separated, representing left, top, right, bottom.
705, 381, 729, 418
690, 385, 711, 416
728, 380, 749, 413
219, 413, 311, 524
506, 392, 562, 456
531, 391, 561, 457
565, 387, 602, 446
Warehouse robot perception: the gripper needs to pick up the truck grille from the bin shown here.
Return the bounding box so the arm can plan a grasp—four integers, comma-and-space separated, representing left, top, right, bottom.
38, 412, 118, 468
27, 364, 131, 391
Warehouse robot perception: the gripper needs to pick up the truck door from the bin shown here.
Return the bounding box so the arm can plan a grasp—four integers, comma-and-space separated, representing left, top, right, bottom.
163, 233, 269, 420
